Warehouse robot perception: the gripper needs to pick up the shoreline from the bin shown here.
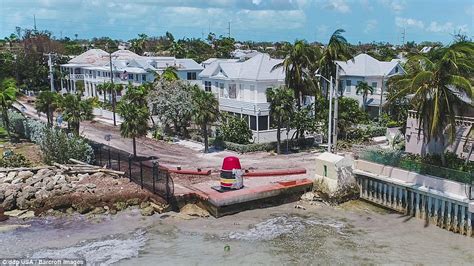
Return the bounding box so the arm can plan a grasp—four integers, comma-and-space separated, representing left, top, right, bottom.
1, 200, 473, 265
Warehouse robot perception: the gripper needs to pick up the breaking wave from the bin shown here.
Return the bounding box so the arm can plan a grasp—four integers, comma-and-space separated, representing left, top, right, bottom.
31, 229, 147, 265
227, 215, 344, 241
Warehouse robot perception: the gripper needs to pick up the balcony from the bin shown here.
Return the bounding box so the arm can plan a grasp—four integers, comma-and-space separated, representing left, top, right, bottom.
68, 74, 85, 80
218, 98, 270, 115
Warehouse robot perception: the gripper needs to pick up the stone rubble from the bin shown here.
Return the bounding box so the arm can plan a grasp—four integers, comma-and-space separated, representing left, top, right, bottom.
0, 164, 170, 218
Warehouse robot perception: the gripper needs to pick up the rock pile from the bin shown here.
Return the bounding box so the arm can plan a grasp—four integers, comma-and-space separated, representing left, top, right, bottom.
0, 162, 168, 216
0, 168, 102, 211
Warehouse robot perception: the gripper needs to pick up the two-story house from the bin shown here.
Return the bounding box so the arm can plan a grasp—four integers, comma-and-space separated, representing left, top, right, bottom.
199, 53, 285, 143
61, 49, 203, 101
335, 53, 405, 117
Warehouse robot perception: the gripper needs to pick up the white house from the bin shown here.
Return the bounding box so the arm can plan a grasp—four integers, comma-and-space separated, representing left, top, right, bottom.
61, 49, 203, 100
199, 53, 286, 143
336, 53, 405, 116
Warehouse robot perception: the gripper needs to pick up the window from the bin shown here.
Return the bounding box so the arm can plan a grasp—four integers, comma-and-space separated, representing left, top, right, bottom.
345, 80, 351, 93
98, 71, 101, 77
356, 81, 362, 94
219, 83, 225, 97
250, 116, 257, 130
135, 74, 139, 82
258, 116, 269, 131
128, 74, 133, 80
228, 84, 237, 99
204, 81, 212, 92
323, 165, 328, 177
249, 85, 256, 101
187, 72, 197, 80
395, 66, 399, 73
239, 84, 244, 99
142, 74, 147, 82
371, 82, 377, 94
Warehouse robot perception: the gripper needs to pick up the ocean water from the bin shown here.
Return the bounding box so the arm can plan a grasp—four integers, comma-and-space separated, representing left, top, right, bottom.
1, 202, 473, 265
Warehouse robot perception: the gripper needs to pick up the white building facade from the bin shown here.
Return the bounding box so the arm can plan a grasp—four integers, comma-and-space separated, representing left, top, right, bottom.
336, 53, 405, 117
199, 53, 286, 143
61, 49, 203, 101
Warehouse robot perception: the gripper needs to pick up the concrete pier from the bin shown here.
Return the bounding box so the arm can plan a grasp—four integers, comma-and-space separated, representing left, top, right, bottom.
354, 160, 473, 237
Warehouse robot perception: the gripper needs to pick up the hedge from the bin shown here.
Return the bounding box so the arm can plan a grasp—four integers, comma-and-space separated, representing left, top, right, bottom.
210, 137, 318, 153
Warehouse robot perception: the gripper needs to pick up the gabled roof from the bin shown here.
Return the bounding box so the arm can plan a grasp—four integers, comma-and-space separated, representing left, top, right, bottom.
68, 49, 109, 66
199, 53, 284, 81
336, 53, 403, 77
63, 49, 202, 73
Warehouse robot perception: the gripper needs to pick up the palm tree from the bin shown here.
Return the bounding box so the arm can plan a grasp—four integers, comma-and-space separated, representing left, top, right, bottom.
35, 91, 60, 126
0, 78, 18, 136
272, 40, 319, 108
318, 29, 353, 97
389, 42, 474, 165
160, 66, 179, 82
96, 83, 108, 103
169, 41, 186, 58
192, 88, 219, 153
131, 33, 148, 55
4, 33, 18, 50
267, 86, 295, 154
117, 85, 150, 157
61, 93, 95, 134
356, 81, 374, 111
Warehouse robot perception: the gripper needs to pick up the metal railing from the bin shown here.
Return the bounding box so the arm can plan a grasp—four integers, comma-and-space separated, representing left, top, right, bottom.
90, 141, 173, 202
359, 150, 473, 185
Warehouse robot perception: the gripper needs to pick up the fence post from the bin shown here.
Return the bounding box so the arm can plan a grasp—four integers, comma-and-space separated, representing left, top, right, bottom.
108, 147, 111, 169
98, 145, 102, 166
152, 161, 157, 194
117, 153, 121, 171
140, 161, 143, 189
166, 171, 170, 203
128, 155, 132, 181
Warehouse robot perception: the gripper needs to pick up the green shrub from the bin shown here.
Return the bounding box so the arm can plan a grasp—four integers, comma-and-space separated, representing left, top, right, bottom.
359, 147, 403, 165
219, 114, 252, 144
40, 126, 94, 164
152, 128, 163, 140
0, 153, 31, 168
210, 137, 317, 153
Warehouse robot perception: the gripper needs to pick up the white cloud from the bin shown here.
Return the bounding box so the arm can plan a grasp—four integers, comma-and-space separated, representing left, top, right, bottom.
395, 17, 424, 29
380, 0, 405, 13
427, 22, 469, 34
426, 21, 454, 33
323, 0, 350, 13
364, 19, 377, 33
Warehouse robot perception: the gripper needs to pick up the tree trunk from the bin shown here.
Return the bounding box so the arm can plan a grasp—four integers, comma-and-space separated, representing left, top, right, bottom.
203, 124, 209, 153
276, 122, 281, 154
112, 90, 116, 126
440, 134, 447, 166
465, 143, 473, 165
3, 108, 10, 137
132, 137, 137, 157
362, 95, 367, 111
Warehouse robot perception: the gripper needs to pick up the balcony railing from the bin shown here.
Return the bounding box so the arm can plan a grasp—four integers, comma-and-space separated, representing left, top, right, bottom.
68, 74, 85, 80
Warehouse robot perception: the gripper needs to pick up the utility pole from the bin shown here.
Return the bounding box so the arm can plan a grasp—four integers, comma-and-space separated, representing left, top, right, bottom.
401, 28, 406, 46
46, 53, 55, 92
34, 15, 37, 31
102, 44, 118, 126
328, 76, 333, 153
227, 21, 231, 38
333, 64, 340, 153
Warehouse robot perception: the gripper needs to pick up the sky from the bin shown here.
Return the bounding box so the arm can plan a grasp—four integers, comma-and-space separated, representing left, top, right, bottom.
0, 0, 472, 44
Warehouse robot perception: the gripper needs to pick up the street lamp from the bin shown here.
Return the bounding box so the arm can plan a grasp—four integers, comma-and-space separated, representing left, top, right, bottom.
315, 74, 333, 153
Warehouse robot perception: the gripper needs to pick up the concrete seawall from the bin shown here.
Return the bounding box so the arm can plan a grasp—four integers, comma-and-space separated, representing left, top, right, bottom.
353, 160, 473, 237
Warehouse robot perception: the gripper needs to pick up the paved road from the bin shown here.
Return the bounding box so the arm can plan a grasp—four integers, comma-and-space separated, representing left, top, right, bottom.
16, 98, 318, 174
